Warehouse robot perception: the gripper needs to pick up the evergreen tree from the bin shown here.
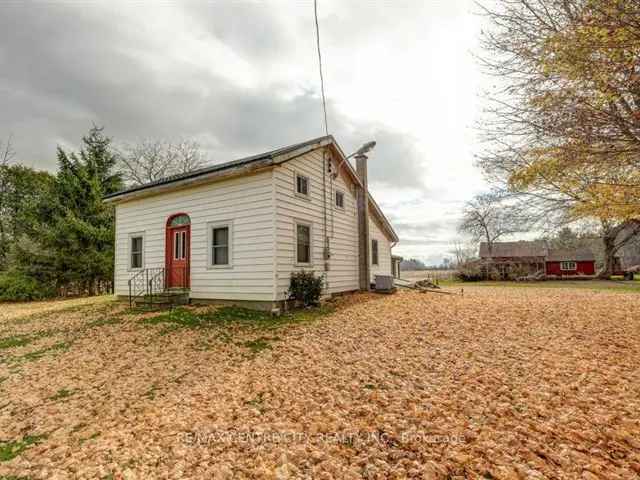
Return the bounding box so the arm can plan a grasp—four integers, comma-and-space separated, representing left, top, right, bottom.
42, 126, 123, 294
0, 165, 54, 269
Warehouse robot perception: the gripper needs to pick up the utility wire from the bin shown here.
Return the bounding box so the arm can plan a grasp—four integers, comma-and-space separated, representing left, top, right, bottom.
313, 0, 329, 136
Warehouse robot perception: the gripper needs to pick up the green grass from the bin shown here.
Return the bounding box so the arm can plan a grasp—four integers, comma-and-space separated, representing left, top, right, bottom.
0, 334, 31, 349
244, 392, 267, 414
243, 336, 278, 354
0, 434, 46, 462
144, 305, 332, 331
49, 388, 75, 401
143, 305, 332, 355
144, 383, 160, 400
21, 341, 71, 362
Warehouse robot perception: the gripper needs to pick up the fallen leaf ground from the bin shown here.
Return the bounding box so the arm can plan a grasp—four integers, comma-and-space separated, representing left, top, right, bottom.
0, 287, 639, 479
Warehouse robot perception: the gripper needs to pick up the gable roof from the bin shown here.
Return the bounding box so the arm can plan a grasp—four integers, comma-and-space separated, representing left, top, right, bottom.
547, 248, 595, 262
479, 240, 547, 258
480, 241, 596, 262
104, 136, 347, 201
104, 135, 398, 242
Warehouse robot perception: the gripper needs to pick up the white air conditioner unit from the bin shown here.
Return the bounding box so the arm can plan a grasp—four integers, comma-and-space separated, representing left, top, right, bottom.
375, 275, 394, 292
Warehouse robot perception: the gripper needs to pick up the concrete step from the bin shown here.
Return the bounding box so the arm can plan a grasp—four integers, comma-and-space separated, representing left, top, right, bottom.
133, 290, 189, 309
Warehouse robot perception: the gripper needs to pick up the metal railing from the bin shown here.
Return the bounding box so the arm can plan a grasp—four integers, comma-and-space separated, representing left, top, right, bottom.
128, 268, 149, 308
128, 266, 188, 308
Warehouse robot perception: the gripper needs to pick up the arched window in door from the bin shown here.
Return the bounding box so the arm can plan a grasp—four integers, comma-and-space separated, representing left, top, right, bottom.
168, 214, 190, 227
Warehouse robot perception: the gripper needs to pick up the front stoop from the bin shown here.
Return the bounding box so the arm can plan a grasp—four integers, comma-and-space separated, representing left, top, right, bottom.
134, 289, 190, 309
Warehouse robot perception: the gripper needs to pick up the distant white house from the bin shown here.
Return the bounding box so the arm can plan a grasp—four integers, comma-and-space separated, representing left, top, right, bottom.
105, 136, 398, 310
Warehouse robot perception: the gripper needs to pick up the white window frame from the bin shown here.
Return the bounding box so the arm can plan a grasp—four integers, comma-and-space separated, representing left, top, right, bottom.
294, 171, 311, 199
128, 232, 145, 271
335, 189, 345, 209
371, 238, 379, 266
294, 221, 313, 266
560, 261, 577, 271
207, 221, 233, 269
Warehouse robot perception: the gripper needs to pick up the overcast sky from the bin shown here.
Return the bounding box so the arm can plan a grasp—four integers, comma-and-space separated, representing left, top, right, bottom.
0, 0, 488, 264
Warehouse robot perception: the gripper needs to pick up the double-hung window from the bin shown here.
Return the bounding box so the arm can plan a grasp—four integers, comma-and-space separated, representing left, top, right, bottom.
335, 190, 344, 209
296, 223, 311, 264
208, 223, 232, 267
129, 233, 144, 269
371, 239, 379, 266
560, 261, 576, 271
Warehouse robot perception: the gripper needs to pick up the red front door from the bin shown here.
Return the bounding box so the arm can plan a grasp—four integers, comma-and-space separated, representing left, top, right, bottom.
166, 224, 190, 289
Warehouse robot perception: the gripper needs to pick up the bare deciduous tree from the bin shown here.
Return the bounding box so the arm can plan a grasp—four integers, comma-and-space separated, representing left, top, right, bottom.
458, 193, 527, 255
0, 135, 16, 265
117, 139, 207, 186
0, 135, 15, 167
450, 240, 477, 268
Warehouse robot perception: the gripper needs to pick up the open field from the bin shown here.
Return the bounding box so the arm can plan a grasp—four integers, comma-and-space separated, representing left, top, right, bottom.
1, 288, 639, 479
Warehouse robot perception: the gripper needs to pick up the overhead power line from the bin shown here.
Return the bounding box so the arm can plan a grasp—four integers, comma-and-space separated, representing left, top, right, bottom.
313, 0, 329, 136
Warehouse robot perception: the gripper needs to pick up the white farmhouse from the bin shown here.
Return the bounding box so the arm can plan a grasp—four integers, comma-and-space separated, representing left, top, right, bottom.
105, 136, 398, 310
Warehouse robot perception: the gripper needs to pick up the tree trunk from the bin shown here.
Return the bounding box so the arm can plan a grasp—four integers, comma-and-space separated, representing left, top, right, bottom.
598, 219, 640, 279
599, 234, 617, 279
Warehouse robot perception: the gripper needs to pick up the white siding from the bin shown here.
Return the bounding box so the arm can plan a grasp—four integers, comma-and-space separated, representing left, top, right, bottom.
114, 148, 396, 304
273, 150, 360, 300
369, 214, 392, 281
114, 170, 276, 302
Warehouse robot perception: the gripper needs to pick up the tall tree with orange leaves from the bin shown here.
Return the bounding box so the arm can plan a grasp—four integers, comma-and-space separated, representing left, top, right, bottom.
477, 0, 640, 276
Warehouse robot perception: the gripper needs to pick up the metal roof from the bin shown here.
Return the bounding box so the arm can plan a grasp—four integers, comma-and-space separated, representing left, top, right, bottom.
103, 135, 398, 242
479, 241, 547, 258
104, 135, 334, 200
547, 248, 595, 262
479, 241, 596, 262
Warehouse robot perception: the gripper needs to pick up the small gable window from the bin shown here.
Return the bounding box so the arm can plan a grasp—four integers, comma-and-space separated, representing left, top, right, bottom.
335, 190, 344, 209
296, 174, 309, 197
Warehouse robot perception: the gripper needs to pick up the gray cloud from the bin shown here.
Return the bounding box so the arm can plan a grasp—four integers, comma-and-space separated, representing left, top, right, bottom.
395, 238, 452, 247
0, 1, 428, 191
184, 2, 290, 63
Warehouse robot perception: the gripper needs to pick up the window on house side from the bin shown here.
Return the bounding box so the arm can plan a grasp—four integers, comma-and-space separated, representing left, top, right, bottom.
335, 190, 344, 208
296, 174, 309, 196
560, 261, 576, 271
296, 224, 311, 264
130, 236, 143, 269
371, 239, 379, 266
211, 226, 230, 265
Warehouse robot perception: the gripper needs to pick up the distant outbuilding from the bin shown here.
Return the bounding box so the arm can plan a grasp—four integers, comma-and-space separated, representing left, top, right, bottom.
479, 241, 598, 278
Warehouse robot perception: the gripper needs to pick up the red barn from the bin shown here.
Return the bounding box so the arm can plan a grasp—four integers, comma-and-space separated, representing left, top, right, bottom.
479, 241, 597, 279
545, 248, 596, 276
